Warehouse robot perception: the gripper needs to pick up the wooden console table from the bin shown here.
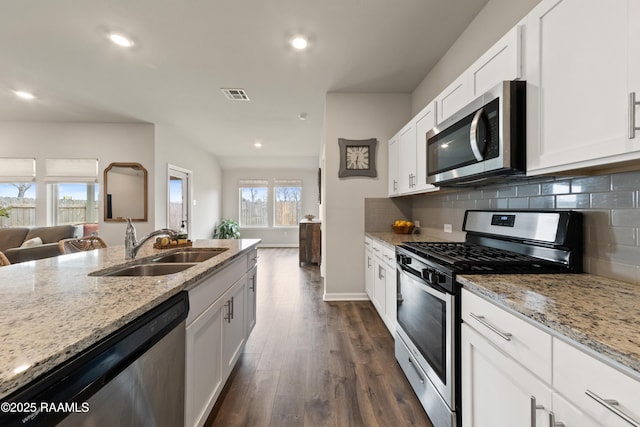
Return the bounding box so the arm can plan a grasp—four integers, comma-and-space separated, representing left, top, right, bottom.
299, 220, 321, 266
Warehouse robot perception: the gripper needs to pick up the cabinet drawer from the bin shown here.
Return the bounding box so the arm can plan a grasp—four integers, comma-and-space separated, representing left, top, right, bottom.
187, 256, 247, 325
247, 248, 258, 269
462, 289, 552, 382
553, 338, 640, 427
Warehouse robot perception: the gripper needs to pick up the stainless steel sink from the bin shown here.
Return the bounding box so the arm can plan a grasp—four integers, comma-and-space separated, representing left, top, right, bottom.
151, 248, 227, 263
97, 263, 196, 277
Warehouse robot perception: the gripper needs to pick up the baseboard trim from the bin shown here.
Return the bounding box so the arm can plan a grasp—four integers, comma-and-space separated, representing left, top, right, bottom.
257, 243, 299, 248
323, 292, 370, 302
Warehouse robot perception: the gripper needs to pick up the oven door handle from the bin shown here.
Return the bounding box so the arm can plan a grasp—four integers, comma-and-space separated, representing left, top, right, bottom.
398, 267, 450, 302
469, 108, 485, 161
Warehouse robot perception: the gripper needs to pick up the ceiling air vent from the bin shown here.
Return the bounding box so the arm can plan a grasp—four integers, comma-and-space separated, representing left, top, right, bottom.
221, 88, 250, 101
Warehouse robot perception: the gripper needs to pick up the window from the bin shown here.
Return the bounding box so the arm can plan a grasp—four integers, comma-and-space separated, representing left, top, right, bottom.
0, 183, 36, 227
0, 158, 36, 227
52, 183, 99, 225
274, 180, 302, 226
239, 180, 268, 227
46, 158, 99, 226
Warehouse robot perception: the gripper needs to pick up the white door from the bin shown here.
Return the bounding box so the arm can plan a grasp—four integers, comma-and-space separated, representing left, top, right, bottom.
388, 136, 399, 196
168, 164, 191, 234
398, 123, 416, 194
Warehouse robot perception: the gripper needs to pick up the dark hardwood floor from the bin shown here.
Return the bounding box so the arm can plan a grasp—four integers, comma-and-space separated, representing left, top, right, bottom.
205, 248, 433, 427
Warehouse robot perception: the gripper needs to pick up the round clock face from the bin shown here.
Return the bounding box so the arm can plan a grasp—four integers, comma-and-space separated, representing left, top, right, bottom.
346, 146, 369, 170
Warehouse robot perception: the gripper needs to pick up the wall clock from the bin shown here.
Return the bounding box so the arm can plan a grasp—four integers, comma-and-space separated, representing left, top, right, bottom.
338, 138, 377, 178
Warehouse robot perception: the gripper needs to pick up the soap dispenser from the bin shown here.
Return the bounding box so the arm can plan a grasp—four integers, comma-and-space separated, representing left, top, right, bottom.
178, 220, 187, 239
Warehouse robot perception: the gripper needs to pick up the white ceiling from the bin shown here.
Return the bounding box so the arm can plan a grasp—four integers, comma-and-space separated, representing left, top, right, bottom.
0, 0, 489, 168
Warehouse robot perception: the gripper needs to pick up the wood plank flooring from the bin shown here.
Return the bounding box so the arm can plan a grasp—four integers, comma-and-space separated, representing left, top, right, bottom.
205, 248, 433, 427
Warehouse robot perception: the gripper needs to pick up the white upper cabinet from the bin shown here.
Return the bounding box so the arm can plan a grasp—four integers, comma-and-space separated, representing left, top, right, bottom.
526, 0, 640, 174
435, 73, 470, 124
469, 25, 522, 99
414, 102, 437, 193
388, 135, 399, 197
398, 123, 417, 194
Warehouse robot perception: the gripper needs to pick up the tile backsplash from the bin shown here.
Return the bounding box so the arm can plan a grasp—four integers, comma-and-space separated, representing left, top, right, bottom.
367, 170, 640, 285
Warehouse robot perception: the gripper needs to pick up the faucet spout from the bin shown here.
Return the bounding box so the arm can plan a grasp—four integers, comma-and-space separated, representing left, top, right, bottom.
125, 218, 177, 259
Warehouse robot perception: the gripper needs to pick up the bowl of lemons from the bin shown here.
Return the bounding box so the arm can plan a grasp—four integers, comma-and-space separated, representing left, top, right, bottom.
392, 220, 415, 234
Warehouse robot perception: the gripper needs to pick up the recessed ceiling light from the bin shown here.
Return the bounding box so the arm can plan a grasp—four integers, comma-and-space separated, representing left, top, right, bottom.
298, 113, 308, 121
109, 32, 134, 48
254, 142, 262, 148
14, 91, 35, 100
291, 36, 308, 50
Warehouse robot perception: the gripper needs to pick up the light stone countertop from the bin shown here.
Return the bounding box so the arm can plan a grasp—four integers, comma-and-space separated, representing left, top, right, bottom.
366, 232, 640, 378
0, 238, 260, 400
458, 274, 640, 377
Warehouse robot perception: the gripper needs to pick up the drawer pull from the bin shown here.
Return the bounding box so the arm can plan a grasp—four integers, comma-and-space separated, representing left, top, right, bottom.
530, 395, 544, 427
630, 92, 640, 139
407, 356, 425, 384
548, 412, 565, 427
585, 389, 640, 427
470, 313, 512, 341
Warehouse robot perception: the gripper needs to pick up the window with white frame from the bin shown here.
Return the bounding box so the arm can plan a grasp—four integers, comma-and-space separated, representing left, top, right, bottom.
0, 158, 36, 227
46, 159, 99, 226
239, 179, 268, 227
274, 179, 302, 226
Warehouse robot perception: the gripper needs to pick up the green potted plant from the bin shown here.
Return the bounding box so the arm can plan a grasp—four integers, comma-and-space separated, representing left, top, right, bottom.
213, 218, 240, 239
0, 206, 10, 218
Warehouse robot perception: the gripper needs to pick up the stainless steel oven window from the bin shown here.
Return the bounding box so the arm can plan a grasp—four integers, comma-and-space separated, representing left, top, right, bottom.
397, 268, 450, 384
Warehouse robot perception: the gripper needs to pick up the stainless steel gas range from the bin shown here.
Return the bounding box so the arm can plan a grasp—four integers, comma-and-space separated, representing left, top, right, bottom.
394, 210, 583, 427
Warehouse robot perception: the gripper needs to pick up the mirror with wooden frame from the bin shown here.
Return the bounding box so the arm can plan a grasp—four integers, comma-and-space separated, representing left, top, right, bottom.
103, 162, 148, 222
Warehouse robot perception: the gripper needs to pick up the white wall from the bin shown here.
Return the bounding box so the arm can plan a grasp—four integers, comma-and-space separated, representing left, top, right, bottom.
322, 93, 411, 300
154, 125, 222, 240
411, 0, 541, 115
0, 122, 155, 245
221, 166, 320, 246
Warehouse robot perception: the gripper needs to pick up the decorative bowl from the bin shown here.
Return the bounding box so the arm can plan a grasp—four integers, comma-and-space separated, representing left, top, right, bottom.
304, 214, 316, 221
392, 224, 415, 234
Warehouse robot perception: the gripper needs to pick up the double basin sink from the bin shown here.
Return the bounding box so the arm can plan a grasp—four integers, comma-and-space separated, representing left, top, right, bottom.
92, 248, 228, 277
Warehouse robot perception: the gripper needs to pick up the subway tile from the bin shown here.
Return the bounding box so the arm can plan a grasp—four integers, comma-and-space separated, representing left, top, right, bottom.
474, 198, 491, 209
590, 191, 634, 209
611, 170, 640, 190
517, 183, 541, 197
611, 209, 640, 227
571, 176, 610, 193
541, 180, 571, 195
603, 243, 640, 266
467, 190, 483, 200
556, 194, 589, 209
586, 257, 639, 285
529, 196, 555, 209
497, 186, 517, 198
508, 197, 529, 208
492, 198, 509, 209
482, 189, 499, 199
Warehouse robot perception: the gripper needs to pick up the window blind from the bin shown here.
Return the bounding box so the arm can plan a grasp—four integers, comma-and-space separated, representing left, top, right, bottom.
0, 158, 36, 182
45, 158, 98, 182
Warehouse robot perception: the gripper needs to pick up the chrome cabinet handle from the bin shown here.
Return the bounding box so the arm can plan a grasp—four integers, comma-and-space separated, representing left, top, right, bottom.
469, 108, 485, 161
224, 300, 232, 323
249, 276, 255, 291
530, 396, 545, 427
585, 389, 640, 426
407, 356, 425, 384
230, 296, 234, 320
470, 313, 513, 341
548, 412, 565, 427
630, 92, 640, 139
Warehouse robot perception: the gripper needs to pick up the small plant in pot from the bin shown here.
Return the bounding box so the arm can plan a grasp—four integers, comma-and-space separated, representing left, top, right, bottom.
213, 218, 240, 239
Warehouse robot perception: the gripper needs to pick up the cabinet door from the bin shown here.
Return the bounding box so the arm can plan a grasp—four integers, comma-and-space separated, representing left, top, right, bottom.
364, 240, 374, 299
435, 73, 470, 124
414, 102, 438, 193
388, 136, 399, 196
469, 25, 522, 99
462, 324, 551, 427
551, 393, 600, 427
630, 0, 640, 142
222, 276, 247, 378
246, 266, 257, 336
372, 260, 386, 316
526, 0, 630, 173
185, 297, 225, 427
398, 123, 416, 194
383, 258, 396, 335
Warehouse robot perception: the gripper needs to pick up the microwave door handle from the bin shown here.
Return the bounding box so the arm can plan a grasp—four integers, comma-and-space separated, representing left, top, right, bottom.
469, 108, 485, 161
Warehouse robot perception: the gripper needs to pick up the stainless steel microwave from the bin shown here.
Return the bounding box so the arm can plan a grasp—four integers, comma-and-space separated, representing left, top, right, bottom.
426, 80, 526, 187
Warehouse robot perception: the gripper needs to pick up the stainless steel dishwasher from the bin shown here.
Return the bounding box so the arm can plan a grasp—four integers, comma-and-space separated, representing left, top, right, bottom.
2, 292, 188, 427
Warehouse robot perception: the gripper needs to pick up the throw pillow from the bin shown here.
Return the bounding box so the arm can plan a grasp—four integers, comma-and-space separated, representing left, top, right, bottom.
20, 237, 44, 248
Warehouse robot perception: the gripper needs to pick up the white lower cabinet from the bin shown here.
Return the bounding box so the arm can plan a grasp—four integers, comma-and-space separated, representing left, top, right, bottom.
364, 238, 374, 299
462, 323, 551, 427
185, 253, 256, 427
365, 237, 397, 335
246, 266, 257, 336
461, 288, 640, 427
